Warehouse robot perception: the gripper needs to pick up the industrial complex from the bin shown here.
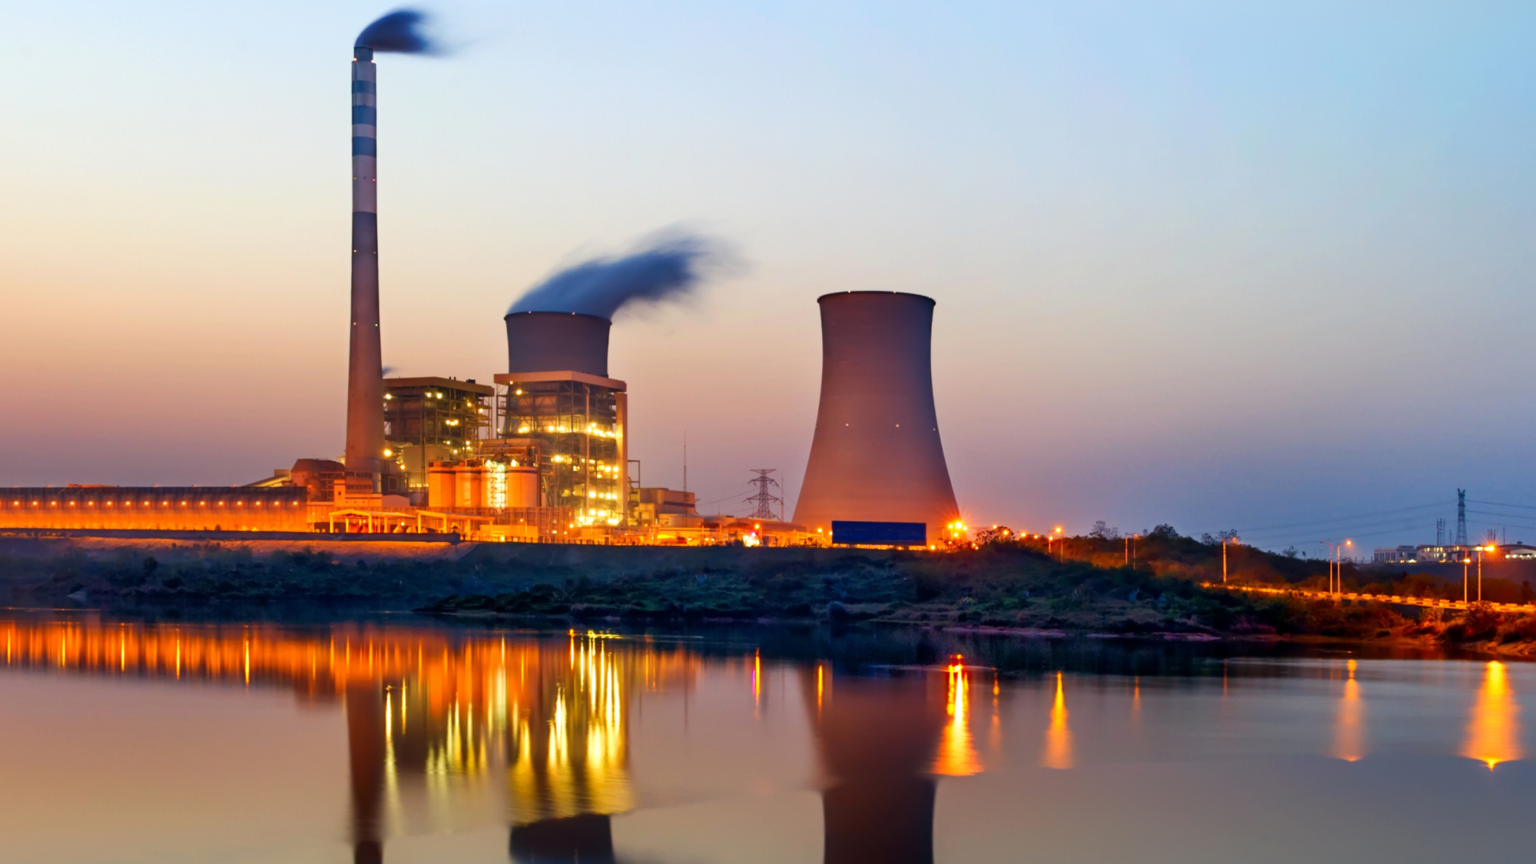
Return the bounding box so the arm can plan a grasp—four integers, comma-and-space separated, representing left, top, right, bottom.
0, 37, 967, 550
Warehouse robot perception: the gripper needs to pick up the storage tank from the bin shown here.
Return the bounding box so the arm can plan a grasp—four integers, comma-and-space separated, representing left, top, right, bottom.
454, 462, 484, 510
507, 467, 540, 508
504, 311, 611, 375
427, 462, 457, 510
792, 292, 961, 542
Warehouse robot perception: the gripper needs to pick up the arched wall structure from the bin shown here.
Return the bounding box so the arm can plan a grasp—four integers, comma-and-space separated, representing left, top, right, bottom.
792, 292, 961, 540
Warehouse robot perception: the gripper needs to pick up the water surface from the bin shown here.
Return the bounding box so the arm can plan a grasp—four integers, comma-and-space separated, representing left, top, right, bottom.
0, 613, 1530, 863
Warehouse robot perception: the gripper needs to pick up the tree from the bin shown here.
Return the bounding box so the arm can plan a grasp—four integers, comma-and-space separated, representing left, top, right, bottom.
975, 526, 1016, 546
1089, 521, 1120, 540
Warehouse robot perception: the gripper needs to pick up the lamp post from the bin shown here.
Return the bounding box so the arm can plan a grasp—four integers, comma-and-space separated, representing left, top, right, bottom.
1463, 556, 1470, 603
1477, 545, 1496, 603
1320, 540, 1353, 595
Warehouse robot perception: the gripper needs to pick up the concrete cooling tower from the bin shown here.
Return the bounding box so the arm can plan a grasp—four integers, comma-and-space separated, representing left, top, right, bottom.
793, 291, 961, 542
504, 311, 611, 375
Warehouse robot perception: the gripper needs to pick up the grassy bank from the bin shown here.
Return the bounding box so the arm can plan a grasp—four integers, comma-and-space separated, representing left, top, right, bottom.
6, 530, 1536, 656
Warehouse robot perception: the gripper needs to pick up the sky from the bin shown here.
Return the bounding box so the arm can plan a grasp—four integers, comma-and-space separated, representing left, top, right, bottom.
2, 1, 1535, 554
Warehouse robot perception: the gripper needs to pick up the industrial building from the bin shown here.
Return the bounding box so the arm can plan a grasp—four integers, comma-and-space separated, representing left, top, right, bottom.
491, 312, 628, 528
793, 291, 963, 545
1373, 543, 1536, 564
0, 487, 309, 532
383, 377, 494, 491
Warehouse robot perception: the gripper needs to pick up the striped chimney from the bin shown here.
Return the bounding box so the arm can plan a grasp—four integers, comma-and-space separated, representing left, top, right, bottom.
344, 44, 384, 493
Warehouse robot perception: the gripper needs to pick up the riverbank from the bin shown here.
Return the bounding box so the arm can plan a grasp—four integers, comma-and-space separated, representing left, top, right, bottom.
7, 531, 1536, 657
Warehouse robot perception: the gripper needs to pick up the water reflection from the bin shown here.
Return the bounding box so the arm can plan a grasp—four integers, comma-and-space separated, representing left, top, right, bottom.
932, 663, 981, 777
1334, 659, 1365, 762
0, 618, 692, 863
809, 669, 945, 864
1464, 661, 1522, 770
6, 616, 1536, 863
1042, 671, 1074, 769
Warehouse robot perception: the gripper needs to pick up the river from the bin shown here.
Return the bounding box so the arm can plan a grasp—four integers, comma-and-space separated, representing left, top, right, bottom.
0, 612, 1529, 863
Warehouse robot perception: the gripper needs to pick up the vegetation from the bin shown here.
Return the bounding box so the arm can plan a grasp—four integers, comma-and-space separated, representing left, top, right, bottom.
4, 528, 1536, 655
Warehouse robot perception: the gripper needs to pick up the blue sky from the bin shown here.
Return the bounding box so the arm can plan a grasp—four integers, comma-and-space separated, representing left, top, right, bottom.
2, 1, 1534, 552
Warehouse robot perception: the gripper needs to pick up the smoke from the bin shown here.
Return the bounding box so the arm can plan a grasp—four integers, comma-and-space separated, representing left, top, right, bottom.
356, 9, 439, 54
509, 234, 731, 320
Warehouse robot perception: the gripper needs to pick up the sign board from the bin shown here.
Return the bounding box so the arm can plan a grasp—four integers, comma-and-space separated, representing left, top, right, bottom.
831, 520, 927, 546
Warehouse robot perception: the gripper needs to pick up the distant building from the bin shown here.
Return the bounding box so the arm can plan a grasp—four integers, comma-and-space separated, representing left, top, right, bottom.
1372, 546, 1419, 564
1373, 543, 1536, 564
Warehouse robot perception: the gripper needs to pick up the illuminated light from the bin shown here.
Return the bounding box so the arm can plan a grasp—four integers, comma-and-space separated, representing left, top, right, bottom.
1334, 659, 1365, 762
933, 662, 981, 776
383, 449, 393, 457
1464, 661, 1522, 770
1042, 671, 1073, 769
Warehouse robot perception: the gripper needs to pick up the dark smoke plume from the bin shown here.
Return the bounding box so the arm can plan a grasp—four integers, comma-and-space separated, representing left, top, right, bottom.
356, 9, 439, 53
510, 234, 730, 320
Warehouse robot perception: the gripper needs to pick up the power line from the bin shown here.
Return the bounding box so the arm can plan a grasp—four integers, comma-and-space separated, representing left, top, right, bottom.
1233, 501, 1447, 535
1238, 517, 1435, 543
1469, 499, 1536, 512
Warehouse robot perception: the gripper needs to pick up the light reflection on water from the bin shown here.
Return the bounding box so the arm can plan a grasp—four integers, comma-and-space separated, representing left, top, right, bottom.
1, 614, 1535, 864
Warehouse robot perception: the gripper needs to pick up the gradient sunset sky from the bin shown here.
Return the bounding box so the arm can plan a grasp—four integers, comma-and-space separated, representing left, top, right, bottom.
3, 1, 1534, 552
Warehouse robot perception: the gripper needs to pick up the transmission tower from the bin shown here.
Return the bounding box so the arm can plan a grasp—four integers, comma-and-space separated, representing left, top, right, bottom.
1436, 517, 1446, 547
745, 469, 782, 520
1456, 489, 1468, 547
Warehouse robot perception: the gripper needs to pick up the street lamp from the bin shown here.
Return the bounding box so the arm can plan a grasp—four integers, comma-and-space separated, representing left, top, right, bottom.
1319, 540, 1353, 595
1477, 545, 1496, 603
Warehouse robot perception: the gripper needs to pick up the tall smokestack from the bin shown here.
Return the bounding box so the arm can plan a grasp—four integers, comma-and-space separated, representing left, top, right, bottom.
793, 292, 961, 541
343, 10, 439, 495
344, 42, 384, 494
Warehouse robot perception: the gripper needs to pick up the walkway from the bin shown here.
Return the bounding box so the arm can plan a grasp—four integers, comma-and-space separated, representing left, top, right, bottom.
1205, 582, 1536, 614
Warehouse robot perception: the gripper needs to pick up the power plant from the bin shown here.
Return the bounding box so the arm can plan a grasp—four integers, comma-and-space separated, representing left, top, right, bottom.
0, 15, 969, 549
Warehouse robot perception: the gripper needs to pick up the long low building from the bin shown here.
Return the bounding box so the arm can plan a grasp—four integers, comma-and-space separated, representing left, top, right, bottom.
0, 487, 310, 532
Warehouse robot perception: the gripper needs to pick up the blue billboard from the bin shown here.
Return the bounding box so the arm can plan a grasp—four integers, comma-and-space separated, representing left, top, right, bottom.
831, 521, 927, 547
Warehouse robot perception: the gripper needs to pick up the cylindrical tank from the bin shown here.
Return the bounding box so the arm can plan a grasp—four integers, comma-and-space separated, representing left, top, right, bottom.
507, 467, 540, 508
504, 312, 611, 375
455, 462, 484, 510
427, 462, 456, 510
793, 292, 961, 541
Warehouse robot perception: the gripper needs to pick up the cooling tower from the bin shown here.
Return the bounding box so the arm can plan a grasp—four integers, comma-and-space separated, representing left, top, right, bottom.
344, 44, 385, 492
793, 292, 960, 541
504, 312, 611, 375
